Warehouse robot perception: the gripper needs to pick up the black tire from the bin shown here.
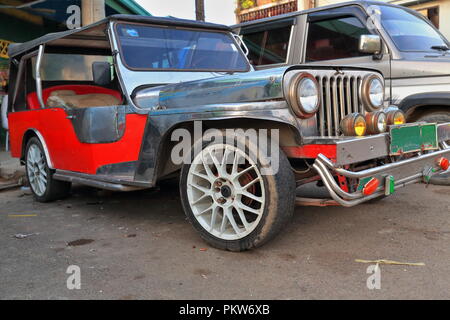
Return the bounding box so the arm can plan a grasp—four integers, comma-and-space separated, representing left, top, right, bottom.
415, 111, 450, 124
25, 137, 71, 202
179, 131, 296, 251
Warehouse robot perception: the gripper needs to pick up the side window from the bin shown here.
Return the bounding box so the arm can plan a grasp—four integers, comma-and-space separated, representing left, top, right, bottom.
242, 25, 292, 66
306, 16, 371, 62
31, 54, 114, 81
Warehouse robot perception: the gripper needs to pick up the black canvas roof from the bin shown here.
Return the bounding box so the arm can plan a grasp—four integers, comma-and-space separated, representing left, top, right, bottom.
9, 14, 231, 58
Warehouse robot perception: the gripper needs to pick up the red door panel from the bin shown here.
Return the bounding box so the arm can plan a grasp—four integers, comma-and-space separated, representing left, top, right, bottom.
8, 108, 147, 174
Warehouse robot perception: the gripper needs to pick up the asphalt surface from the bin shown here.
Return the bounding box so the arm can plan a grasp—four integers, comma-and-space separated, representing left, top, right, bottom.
1, 180, 449, 300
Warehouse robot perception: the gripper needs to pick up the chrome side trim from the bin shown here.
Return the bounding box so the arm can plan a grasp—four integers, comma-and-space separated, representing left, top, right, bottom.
53, 170, 149, 192
28, 128, 54, 169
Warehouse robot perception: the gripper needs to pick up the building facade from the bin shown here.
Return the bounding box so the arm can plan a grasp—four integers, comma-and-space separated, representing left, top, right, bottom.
236, 0, 450, 40
236, 0, 313, 23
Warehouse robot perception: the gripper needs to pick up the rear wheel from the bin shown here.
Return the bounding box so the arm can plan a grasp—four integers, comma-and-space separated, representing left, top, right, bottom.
180, 133, 295, 251
25, 137, 71, 202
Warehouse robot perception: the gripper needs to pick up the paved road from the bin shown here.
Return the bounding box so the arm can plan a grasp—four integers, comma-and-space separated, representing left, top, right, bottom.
1, 180, 449, 299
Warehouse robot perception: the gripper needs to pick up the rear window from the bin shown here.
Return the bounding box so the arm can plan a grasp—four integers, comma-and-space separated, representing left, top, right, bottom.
32, 54, 113, 81
241, 25, 292, 66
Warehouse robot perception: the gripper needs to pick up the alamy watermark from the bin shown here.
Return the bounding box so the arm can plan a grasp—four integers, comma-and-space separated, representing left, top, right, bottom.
66, 265, 81, 290
366, 264, 381, 290
170, 121, 280, 175
366, 5, 382, 32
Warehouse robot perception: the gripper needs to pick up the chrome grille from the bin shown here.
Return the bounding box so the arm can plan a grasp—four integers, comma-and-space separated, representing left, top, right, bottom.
314, 71, 368, 137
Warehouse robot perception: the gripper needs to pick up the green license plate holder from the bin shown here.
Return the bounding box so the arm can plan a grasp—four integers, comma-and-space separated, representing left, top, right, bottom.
389, 123, 438, 155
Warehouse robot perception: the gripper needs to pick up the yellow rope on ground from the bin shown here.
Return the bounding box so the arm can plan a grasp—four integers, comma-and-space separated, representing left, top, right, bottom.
355, 259, 425, 266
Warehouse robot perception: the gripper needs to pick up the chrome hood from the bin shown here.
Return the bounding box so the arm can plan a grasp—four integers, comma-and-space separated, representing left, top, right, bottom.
132, 67, 288, 109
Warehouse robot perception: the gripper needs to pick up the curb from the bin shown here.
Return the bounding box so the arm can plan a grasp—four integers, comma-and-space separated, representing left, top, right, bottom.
0, 157, 26, 190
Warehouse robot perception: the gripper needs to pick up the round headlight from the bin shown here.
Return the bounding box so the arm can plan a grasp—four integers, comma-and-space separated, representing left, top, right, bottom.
288, 73, 320, 118
297, 78, 319, 114
369, 78, 384, 107
386, 110, 406, 125
362, 75, 384, 111
365, 111, 387, 134
340, 113, 367, 136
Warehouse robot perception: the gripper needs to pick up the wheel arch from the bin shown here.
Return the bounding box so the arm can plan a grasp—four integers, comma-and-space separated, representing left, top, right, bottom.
154, 117, 300, 181
398, 92, 450, 121
21, 129, 54, 169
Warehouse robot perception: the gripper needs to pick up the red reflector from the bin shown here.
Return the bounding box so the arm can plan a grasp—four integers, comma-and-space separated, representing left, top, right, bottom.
362, 178, 380, 196
437, 157, 449, 171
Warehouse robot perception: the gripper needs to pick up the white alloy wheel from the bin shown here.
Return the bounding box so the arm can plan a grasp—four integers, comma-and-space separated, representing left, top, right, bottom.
27, 143, 48, 197
25, 137, 71, 202
186, 144, 265, 240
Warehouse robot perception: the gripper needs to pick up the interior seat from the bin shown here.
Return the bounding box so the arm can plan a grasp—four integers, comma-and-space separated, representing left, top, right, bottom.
46, 90, 121, 109
27, 85, 123, 109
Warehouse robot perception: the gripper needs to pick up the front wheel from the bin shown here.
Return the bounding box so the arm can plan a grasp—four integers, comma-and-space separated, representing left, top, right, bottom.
179, 133, 296, 251
25, 137, 71, 202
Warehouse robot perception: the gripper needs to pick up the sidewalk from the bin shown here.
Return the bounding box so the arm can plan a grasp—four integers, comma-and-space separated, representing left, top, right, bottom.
0, 150, 25, 190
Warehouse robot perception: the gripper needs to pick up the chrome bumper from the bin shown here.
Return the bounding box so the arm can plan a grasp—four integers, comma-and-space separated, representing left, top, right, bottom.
312, 146, 450, 207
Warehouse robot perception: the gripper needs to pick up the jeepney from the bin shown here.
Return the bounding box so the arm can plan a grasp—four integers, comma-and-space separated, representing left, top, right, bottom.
6, 15, 450, 251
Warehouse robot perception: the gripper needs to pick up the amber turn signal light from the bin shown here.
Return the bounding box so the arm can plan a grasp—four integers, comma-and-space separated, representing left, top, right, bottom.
340, 113, 367, 136
386, 110, 406, 125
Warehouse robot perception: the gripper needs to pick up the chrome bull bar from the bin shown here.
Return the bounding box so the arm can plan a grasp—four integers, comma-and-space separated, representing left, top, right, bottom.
312, 147, 450, 207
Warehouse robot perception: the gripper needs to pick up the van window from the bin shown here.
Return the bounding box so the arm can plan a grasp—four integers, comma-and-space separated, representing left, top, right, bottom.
379, 5, 447, 52
242, 25, 292, 65
306, 16, 371, 62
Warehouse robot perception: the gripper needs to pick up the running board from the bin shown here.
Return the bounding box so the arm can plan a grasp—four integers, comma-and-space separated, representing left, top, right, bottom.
53, 170, 149, 192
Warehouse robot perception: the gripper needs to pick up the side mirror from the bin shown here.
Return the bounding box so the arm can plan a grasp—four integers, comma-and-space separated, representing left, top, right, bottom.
359, 35, 382, 54
92, 62, 112, 86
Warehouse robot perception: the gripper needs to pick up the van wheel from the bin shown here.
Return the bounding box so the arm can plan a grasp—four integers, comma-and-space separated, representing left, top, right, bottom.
416, 111, 450, 124
25, 137, 71, 202
179, 133, 296, 251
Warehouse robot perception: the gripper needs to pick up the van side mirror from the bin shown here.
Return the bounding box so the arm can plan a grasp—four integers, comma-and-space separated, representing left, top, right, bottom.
92, 62, 112, 86
359, 35, 382, 54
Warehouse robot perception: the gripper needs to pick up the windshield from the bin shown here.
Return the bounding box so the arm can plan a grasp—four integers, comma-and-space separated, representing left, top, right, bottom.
379, 6, 448, 52
116, 24, 250, 72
